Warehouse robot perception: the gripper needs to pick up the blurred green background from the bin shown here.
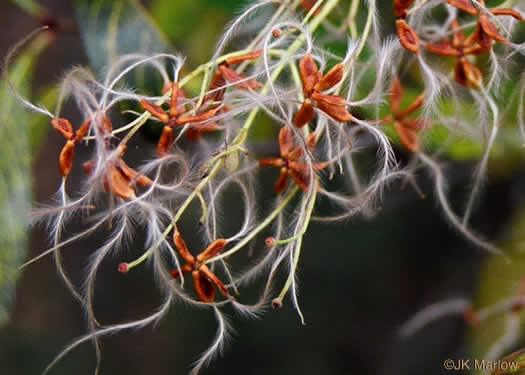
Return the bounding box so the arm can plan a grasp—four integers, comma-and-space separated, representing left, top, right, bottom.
1, 0, 525, 374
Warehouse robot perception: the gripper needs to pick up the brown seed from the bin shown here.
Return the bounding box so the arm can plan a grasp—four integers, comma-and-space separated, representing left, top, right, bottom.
196, 239, 227, 263
206, 70, 226, 103
396, 95, 425, 119
425, 41, 462, 57
117, 160, 152, 187
316, 100, 353, 123
396, 19, 420, 54
272, 29, 281, 38
390, 78, 404, 114
279, 127, 294, 158
140, 100, 169, 123
169, 82, 180, 118
314, 63, 344, 92
107, 167, 136, 200
288, 168, 310, 192
136, 175, 153, 187
173, 230, 195, 264
259, 158, 284, 168
491, 8, 524, 21
447, 0, 478, 15
288, 161, 309, 172
294, 99, 315, 127
225, 50, 262, 66
74, 118, 92, 142
465, 22, 491, 49
200, 265, 229, 296
479, 14, 509, 45
301, 0, 321, 14
455, 57, 482, 88
193, 270, 216, 303
59, 140, 75, 177
51, 118, 74, 140
394, 122, 419, 152
306, 132, 318, 149
394, 0, 415, 17
170, 264, 193, 279
287, 146, 304, 161
157, 126, 174, 157
299, 54, 321, 96
311, 92, 347, 107
402, 118, 426, 131
177, 106, 221, 125
274, 168, 289, 194
102, 116, 113, 133
219, 65, 260, 90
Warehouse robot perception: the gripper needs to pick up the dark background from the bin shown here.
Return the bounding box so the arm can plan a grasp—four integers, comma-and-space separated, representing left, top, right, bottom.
1, 1, 524, 374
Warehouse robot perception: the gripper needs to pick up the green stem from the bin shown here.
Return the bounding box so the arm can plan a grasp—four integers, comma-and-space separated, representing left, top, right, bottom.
352, 2, 373, 63
125, 0, 340, 270
203, 186, 300, 264
300, 0, 326, 26
273, 183, 318, 307
345, 0, 360, 39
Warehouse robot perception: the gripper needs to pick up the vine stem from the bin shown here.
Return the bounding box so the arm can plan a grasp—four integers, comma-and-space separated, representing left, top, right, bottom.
352, 1, 373, 64
125, 0, 341, 270
343, 0, 360, 38
203, 186, 300, 264
273, 182, 318, 308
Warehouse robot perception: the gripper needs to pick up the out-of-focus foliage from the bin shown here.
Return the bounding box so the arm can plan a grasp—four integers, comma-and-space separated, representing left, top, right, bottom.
8, 0, 43, 16
149, 0, 237, 63
74, 0, 172, 72
0, 33, 51, 324
470, 205, 525, 364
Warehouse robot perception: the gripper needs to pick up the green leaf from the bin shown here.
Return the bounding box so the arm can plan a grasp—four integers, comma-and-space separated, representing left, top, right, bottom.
0, 33, 51, 325
74, 0, 173, 72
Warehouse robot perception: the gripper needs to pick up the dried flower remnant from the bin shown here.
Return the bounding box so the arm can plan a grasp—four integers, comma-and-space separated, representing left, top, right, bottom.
294, 54, 352, 127
382, 78, 426, 152
448, 0, 524, 48
103, 145, 153, 200
51, 117, 91, 176
140, 82, 221, 155
259, 127, 327, 193
207, 50, 263, 103
425, 20, 485, 88
170, 231, 229, 303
